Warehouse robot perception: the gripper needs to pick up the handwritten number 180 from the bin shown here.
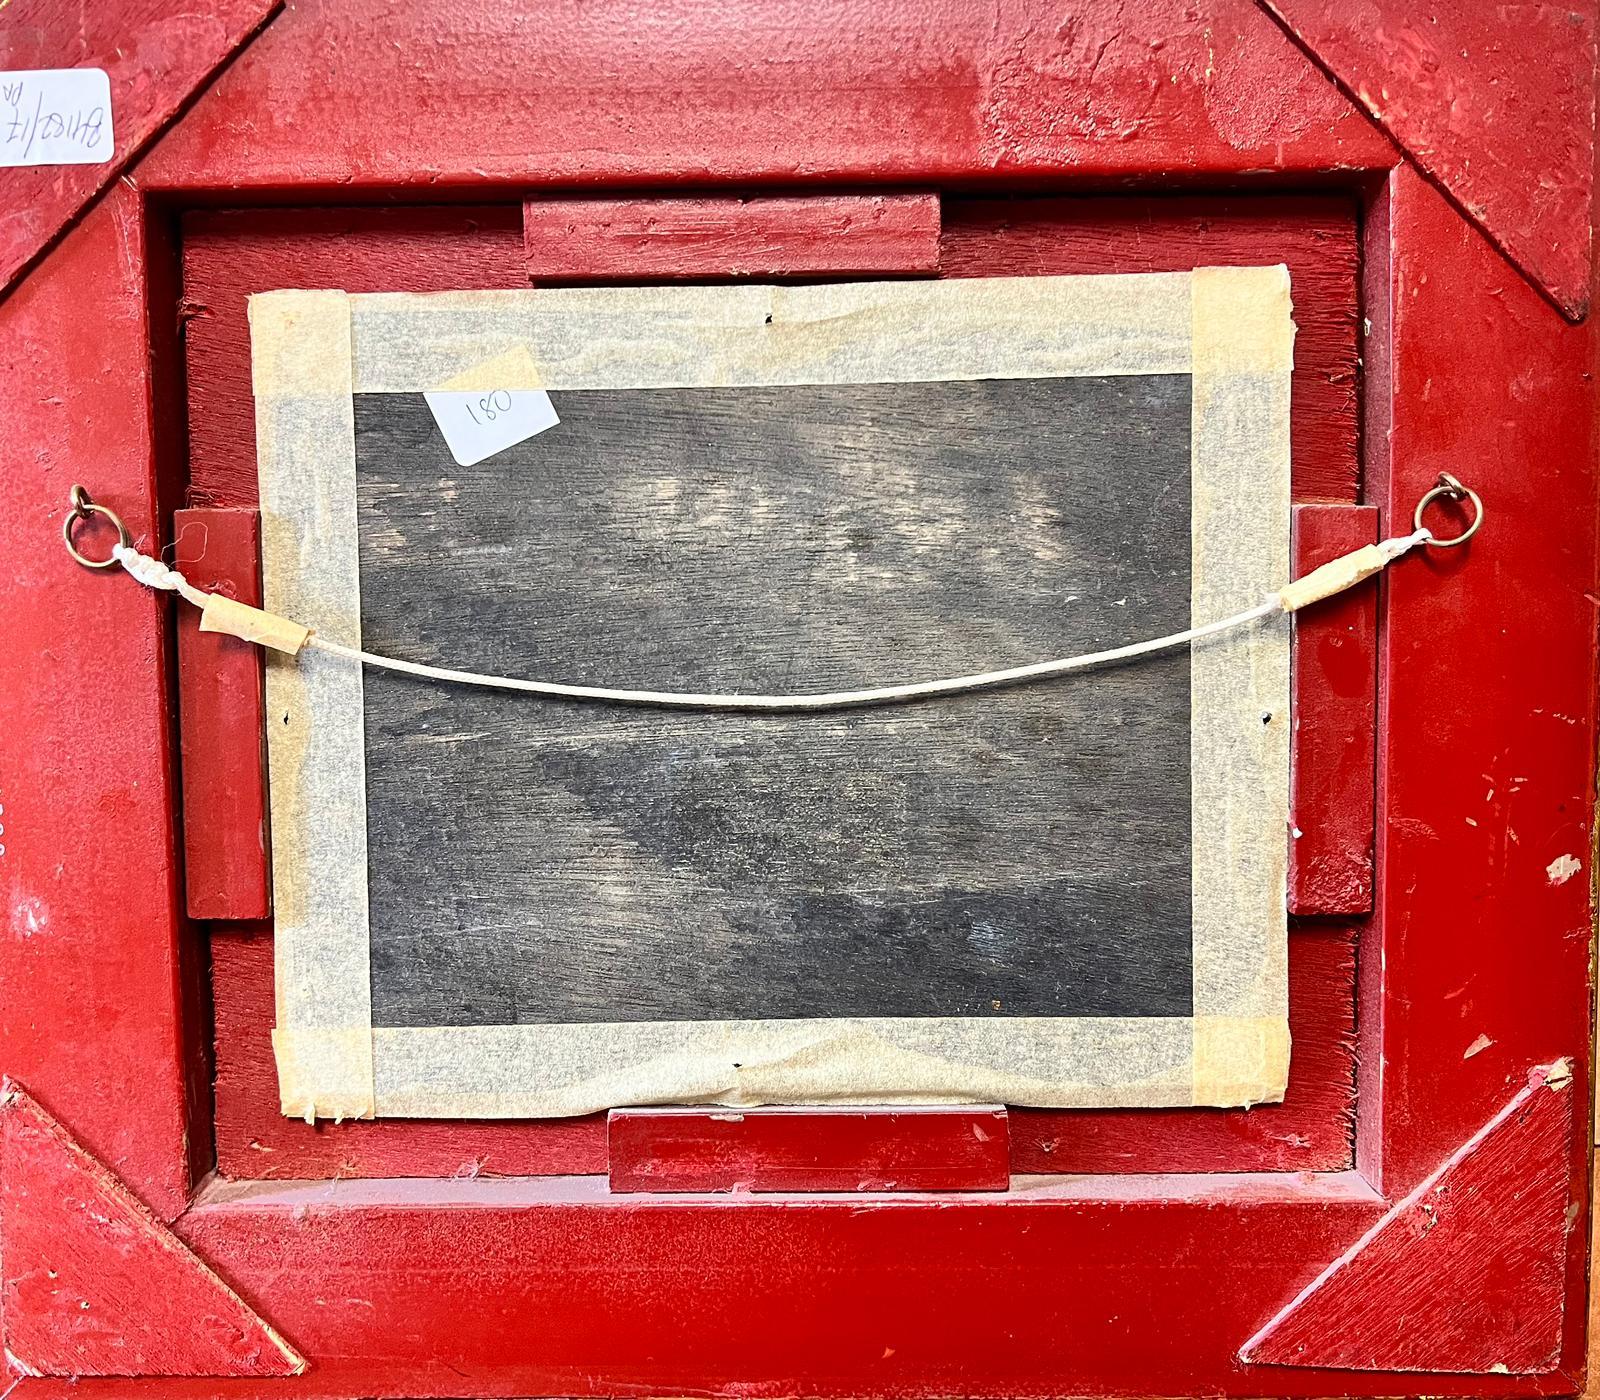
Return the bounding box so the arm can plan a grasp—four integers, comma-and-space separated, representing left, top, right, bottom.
463, 390, 514, 425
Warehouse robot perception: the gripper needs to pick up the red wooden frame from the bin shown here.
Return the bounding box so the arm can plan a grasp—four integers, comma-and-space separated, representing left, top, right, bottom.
0, 1, 1593, 1395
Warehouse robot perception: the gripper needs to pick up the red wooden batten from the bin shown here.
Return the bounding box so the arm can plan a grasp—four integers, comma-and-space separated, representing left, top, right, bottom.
1288, 504, 1378, 915
523, 194, 942, 281
174, 508, 270, 920
607, 1105, 1011, 1194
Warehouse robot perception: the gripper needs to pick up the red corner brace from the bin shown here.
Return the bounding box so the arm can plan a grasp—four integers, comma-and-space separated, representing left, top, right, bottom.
1258, 1, 1596, 321
1242, 1060, 1578, 1375
0, 1083, 303, 1379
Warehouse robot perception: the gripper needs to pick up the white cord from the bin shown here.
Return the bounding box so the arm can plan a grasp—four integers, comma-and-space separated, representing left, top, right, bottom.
112, 527, 1433, 714
303, 601, 1283, 711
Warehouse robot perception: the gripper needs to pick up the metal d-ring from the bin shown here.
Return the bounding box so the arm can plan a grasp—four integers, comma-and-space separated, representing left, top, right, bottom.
1412, 471, 1483, 548
62, 484, 133, 569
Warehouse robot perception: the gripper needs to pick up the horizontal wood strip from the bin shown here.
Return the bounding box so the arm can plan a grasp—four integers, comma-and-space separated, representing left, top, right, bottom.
607, 1105, 1009, 1193
523, 193, 941, 281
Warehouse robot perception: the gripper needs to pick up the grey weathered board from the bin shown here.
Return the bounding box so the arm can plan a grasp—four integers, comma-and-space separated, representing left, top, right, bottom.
354, 375, 1193, 1028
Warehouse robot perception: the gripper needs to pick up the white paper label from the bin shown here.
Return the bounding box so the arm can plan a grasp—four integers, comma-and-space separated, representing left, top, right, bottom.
0, 69, 114, 168
424, 386, 560, 466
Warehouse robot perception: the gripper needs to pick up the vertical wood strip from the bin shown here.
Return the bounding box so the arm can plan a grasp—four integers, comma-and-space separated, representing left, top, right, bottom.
1288, 504, 1378, 915
175, 508, 271, 920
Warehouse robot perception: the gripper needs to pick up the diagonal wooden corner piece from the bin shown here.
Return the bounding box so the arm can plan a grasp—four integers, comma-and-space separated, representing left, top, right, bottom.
0, 1083, 304, 1378
1258, 1, 1596, 322
1241, 1060, 1577, 1374
0, 0, 282, 299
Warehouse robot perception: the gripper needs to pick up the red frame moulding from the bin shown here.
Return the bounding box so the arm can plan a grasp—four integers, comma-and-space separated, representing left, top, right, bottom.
0, 0, 1593, 1394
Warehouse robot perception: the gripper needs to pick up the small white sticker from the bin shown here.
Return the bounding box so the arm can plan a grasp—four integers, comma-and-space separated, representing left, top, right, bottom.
0, 69, 114, 168
424, 385, 560, 467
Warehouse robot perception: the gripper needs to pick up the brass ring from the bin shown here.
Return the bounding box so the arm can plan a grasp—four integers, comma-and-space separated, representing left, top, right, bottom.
1413, 472, 1483, 548
62, 485, 133, 569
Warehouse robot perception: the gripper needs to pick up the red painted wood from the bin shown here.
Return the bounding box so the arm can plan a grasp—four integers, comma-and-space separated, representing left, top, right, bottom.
137, 0, 1394, 198
1261, 0, 1596, 321
524, 194, 941, 281
940, 195, 1360, 503
215, 924, 1353, 1182
183, 206, 528, 510
0, 1085, 302, 1378
1361, 163, 1597, 1198
1243, 1062, 1576, 1374
0, 185, 198, 1222
1358, 164, 1595, 1385
184, 195, 1362, 507
174, 509, 269, 920
4, 2, 1593, 1392
168, 1172, 1393, 1399
210, 929, 607, 1179
608, 1105, 1009, 1193
1288, 504, 1378, 916
1011, 923, 1354, 1175
0, 0, 279, 297
157, 1168, 1553, 1399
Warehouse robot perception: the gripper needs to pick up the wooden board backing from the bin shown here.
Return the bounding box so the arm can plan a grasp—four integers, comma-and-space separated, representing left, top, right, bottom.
355, 377, 1197, 1031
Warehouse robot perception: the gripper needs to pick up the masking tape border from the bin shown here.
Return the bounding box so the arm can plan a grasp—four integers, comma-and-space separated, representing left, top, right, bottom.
344, 272, 1193, 394
252, 289, 376, 1122
1189, 263, 1294, 1106
252, 271, 1292, 1120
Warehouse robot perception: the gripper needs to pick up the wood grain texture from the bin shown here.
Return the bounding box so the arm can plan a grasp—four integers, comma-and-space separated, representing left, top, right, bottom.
8, 0, 1594, 1388
187, 195, 1360, 1179
523, 193, 941, 281
1356, 163, 1596, 1387
0, 1086, 302, 1378
1361, 165, 1598, 1202
182, 206, 530, 510
355, 378, 1194, 1027
1009, 921, 1355, 1174
940, 195, 1360, 504
1261, 0, 1596, 320
210, 929, 606, 1179
0, 186, 199, 1221
0, 0, 279, 296
608, 1104, 1009, 1192
211, 926, 1353, 1182
1243, 1062, 1577, 1374
1288, 504, 1377, 916
182, 195, 1361, 506
165, 1172, 1394, 1400
136, 0, 1396, 196
174, 509, 269, 920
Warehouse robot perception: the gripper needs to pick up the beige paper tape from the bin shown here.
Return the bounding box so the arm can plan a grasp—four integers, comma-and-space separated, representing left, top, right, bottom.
435, 343, 545, 392
249, 290, 355, 398
1277, 543, 1391, 613
272, 1026, 376, 1123
256, 267, 1294, 1119
199, 594, 311, 654
1191, 1015, 1291, 1106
